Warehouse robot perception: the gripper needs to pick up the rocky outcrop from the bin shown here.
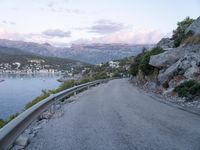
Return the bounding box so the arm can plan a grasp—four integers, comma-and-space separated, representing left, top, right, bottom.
157, 38, 174, 49
149, 47, 183, 69
150, 48, 200, 86
158, 60, 180, 85
185, 16, 200, 35
149, 44, 200, 70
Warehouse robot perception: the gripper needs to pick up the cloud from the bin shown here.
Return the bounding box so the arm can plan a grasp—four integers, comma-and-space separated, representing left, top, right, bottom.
42, 29, 71, 37
45, 0, 84, 14
73, 29, 166, 44
0, 27, 71, 45
0, 26, 26, 41
1, 20, 16, 25
88, 19, 126, 34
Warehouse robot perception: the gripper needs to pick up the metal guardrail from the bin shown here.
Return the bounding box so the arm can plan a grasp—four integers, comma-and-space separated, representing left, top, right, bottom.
0, 79, 109, 150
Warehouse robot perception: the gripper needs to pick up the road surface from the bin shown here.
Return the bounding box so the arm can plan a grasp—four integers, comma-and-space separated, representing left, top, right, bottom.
27, 79, 200, 150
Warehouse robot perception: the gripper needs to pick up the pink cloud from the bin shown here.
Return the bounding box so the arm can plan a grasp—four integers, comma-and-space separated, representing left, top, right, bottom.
90, 30, 165, 44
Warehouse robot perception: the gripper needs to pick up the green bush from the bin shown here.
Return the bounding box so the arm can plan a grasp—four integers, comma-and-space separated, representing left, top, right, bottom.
93, 71, 109, 80
139, 47, 164, 75
172, 17, 194, 47
129, 54, 143, 76
129, 47, 164, 76
51, 80, 75, 94
112, 70, 121, 77
25, 90, 51, 109
0, 119, 6, 128
7, 113, 19, 122
26, 80, 76, 109
174, 80, 200, 98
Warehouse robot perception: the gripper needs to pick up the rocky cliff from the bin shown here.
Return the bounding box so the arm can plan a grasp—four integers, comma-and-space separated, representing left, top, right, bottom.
149, 16, 200, 89
130, 16, 200, 102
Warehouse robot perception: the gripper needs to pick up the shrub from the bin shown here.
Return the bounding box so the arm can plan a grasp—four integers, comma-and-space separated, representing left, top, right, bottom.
129, 54, 143, 76
51, 80, 75, 93
0, 119, 6, 129
25, 90, 51, 109
7, 113, 19, 122
139, 47, 164, 75
174, 80, 200, 98
79, 77, 93, 84
112, 70, 121, 78
172, 17, 194, 47
129, 47, 164, 76
93, 71, 109, 80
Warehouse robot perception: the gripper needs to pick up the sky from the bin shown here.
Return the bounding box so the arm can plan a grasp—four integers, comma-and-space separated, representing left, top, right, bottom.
0, 0, 199, 46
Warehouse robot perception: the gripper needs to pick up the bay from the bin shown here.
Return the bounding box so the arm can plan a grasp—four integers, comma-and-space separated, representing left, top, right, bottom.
0, 73, 61, 120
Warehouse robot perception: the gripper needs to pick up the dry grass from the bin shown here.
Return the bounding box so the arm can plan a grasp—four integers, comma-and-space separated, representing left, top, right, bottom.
183, 34, 200, 45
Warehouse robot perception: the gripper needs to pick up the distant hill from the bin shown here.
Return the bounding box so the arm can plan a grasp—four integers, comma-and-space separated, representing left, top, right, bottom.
0, 46, 90, 72
0, 39, 153, 64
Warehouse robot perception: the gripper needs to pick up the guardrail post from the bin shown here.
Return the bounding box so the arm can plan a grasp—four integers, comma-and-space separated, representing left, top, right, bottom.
50, 104, 55, 114
74, 91, 77, 97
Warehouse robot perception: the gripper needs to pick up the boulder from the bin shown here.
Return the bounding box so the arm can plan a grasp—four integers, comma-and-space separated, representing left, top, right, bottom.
184, 66, 199, 78
158, 60, 180, 85
15, 136, 29, 147
144, 82, 158, 90
163, 88, 174, 96
149, 47, 183, 69
149, 44, 200, 69
39, 111, 53, 120
180, 53, 200, 78
157, 52, 200, 85
157, 38, 174, 49
185, 16, 200, 35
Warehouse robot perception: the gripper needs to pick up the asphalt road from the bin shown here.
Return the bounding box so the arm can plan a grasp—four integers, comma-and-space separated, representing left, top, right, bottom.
27, 79, 200, 150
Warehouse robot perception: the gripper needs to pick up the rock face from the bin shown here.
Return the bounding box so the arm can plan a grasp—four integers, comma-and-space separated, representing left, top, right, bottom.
151, 50, 200, 86
149, 40, 200, 86
149, 47, 183, 69
150, 44, 200, 69
158, 60, 180, 85
185, 16, 200, 35
157, 38, 174, 49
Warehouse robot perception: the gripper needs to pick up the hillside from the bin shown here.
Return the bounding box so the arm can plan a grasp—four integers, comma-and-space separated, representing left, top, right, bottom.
0, 39, 153, 64
0, 46, 90, 73
129, 16, 200, 106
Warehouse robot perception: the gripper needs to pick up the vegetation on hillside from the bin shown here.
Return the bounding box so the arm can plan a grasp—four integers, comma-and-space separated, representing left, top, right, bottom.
0, 119, 6, 128
183, 34, 200, 45
129, 47, 164, 76
174, 80, 200, 98
0, 46, 90, 71
172, 17, 194, 47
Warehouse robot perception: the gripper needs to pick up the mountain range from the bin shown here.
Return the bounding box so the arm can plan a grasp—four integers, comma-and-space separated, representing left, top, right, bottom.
0, 39, 153, 64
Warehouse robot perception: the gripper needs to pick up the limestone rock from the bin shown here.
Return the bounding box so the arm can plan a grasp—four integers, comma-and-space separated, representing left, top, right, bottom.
157, 38, 174, 49
144, 82, 158, 90
15, 135, 29, 147
163, 88, 174, 96
185, 16, 200, 35
158, 60, 180, 85
149, 44, 200, 69
39, 111, 53, 120
149, 47, 183, 69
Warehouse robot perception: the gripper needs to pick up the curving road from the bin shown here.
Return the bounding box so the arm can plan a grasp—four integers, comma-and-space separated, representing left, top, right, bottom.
27, 79, 200, 150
